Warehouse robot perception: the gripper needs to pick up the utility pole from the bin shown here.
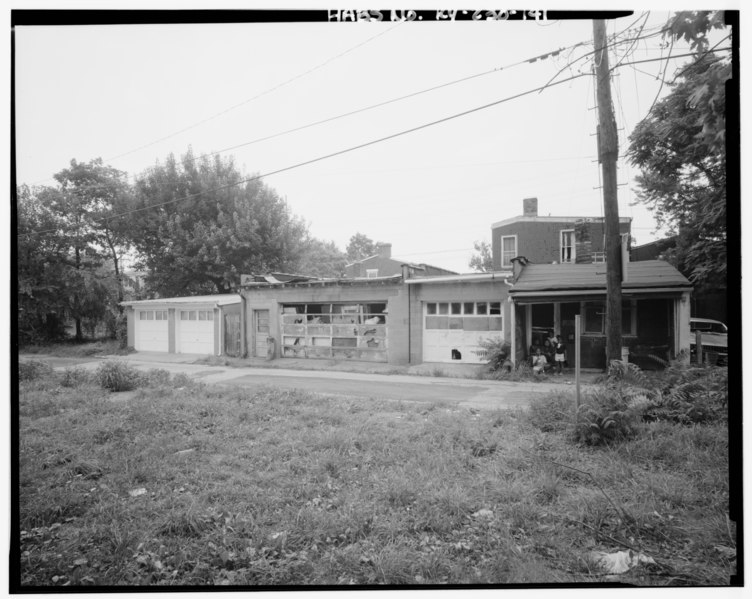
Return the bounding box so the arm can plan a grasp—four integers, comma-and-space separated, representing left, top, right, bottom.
593, 19, 622, 364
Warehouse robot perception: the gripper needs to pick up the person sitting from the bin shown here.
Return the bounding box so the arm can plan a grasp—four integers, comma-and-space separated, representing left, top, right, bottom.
542, 338, 554, 363
532, 348, 548, 375
528, 343, 540, 366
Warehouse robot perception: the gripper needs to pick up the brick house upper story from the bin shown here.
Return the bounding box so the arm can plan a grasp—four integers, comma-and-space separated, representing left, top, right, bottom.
344, 243, 458, 279
491, 197, 632, 270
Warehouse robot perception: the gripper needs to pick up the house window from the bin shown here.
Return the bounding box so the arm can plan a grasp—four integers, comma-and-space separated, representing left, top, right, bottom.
582, 301, 636, 335
592, 251, 606, 263
583, 303, 605, 334
501, 235, 517, 267
366, 269, 379, 278
560, 230, 575, 263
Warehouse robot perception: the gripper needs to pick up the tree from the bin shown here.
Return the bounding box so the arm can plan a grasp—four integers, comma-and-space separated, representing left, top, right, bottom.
52, 159, 132, 327
346, 233, 379, 262
468, 240, 493, 272
627, 11, 730, 292
127, 150, 309, 296
295, 238, 347, 278
16, 180, 118, 343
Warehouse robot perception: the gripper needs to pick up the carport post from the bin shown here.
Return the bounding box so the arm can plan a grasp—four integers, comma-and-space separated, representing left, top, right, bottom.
575, 314, 581, 412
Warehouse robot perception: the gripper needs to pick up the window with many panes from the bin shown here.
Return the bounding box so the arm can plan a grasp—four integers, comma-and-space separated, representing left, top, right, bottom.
139, 310, 167, 320
180, 310, 213, 321
501, 235, 517, 267
560, 230, 575, 263
424, 301, 502, 331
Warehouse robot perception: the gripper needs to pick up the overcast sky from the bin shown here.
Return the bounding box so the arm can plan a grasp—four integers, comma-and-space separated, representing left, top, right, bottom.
13, 7, 732, 273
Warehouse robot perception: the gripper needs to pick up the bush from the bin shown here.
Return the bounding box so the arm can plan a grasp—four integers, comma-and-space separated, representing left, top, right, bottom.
19, 360, 53, 382
60, 367, 92, 388
479, 337, 512, 373
95, 361, 140, 392
573, 387, 643, 446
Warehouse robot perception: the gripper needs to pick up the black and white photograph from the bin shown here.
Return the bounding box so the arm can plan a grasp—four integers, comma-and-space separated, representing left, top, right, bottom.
10, 4, 740, 592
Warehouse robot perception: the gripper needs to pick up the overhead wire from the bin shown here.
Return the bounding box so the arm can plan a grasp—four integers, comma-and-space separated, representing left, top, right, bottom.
20, 34, 629, 198
25, 23, 404, 187
22, 71, 592, 237
22, 28, 731, 238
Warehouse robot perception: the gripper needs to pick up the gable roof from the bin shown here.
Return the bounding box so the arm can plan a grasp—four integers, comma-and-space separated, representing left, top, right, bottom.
510, 260, 691, 296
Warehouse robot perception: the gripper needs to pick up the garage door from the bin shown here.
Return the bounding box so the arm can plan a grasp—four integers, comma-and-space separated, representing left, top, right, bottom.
177, 309, 215, 354
423, 301, 502, 364
135, 310, 169, 352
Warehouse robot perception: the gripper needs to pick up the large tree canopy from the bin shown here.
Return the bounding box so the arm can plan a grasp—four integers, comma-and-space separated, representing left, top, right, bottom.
127, 150, 309, 296
17, 159, 130, 342
627, 11, 730, 292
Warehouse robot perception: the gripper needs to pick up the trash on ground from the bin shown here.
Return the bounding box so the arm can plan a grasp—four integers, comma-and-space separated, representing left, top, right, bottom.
590, 549, 656, 574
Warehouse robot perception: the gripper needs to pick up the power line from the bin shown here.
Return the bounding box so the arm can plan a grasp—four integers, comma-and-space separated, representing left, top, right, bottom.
22, 71, 591, 237
19, 35, 616, 197
25, 23, 403, 188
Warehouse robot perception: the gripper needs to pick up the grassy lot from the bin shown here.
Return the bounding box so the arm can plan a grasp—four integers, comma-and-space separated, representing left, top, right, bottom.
16, 360, 734, 587
20, 339, 131, 358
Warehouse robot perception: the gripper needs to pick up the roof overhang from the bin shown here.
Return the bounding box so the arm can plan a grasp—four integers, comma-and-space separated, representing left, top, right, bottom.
509, 286, 692, 303
121, 294, 241, 307
404, 273, 513, 285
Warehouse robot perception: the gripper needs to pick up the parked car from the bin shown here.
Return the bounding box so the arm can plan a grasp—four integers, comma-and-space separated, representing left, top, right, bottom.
690, 317, 728, 365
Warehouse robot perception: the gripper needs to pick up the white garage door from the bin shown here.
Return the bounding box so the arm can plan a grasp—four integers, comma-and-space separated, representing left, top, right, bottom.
423, 301, 503, 364
135, 310, 169, 352
177, 309, 215, 354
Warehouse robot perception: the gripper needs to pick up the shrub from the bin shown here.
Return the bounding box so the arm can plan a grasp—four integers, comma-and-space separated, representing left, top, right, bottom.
479, 337, 512, 373
19, 360, 53, 382
95, 361, 140, 392
573, 387, 643, 446
60, 367, 92, 388
643, 361, 728, 425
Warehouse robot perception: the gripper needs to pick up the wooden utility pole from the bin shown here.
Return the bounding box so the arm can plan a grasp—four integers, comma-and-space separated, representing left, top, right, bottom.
593, 19, 622, 364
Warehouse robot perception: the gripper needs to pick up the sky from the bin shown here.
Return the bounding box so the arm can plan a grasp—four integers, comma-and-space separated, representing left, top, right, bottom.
13, 6, 734, 274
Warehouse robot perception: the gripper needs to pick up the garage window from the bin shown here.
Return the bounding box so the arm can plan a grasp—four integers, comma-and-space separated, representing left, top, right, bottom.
424, 301, 502, 331
198, 310, 213, 321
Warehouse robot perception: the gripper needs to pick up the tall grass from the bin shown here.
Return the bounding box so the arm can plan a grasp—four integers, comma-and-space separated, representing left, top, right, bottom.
17, 365, 734, 588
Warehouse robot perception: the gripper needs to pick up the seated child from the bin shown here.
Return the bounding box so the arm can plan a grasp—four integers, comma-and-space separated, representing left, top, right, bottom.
532, 348, 548, 374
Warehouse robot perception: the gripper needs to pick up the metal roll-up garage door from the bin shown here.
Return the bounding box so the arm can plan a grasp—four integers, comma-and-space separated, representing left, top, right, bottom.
177, 309, 215, 354
135, 309, 169, 352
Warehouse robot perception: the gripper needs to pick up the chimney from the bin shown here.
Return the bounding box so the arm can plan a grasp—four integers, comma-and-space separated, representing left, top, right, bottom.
523, 197, 538, 217
511, 256, 528, 281
376, 243, 392, 259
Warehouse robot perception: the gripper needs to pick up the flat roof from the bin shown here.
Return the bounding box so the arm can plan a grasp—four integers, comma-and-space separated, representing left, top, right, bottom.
241, 274, 404, 289
509, 260, 691, 295
121, 294, 241, 307
491, 215, 632, 229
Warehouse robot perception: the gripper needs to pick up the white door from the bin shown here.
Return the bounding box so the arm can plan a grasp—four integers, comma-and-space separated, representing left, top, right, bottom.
177, 309, 215, 354
135, 310, 169, 352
